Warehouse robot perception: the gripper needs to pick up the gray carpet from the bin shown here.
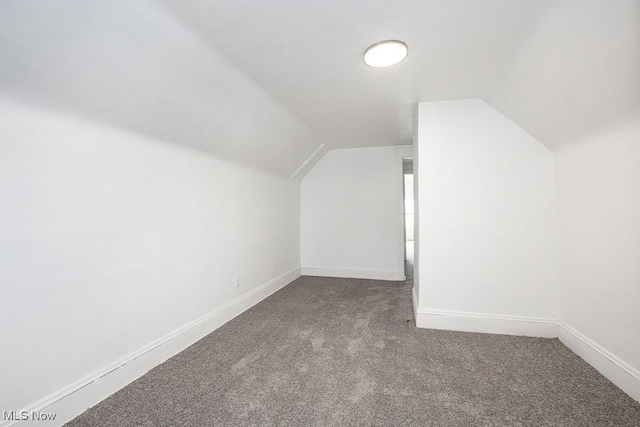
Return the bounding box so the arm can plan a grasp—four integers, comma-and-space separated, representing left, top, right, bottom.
68, 275, 640, 426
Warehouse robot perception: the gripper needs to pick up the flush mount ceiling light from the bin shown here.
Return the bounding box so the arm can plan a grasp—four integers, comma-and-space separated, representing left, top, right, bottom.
363, 40, 408, 68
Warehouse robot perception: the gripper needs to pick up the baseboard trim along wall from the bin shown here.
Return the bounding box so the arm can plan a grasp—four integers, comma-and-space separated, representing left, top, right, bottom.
301, 267, 405, 281
7, 272, 638, 427
413, 308, 639, 403
414, 308, 558, 338
411, 286, 419, 324
5, 268, 301, 427
558, 322, 640, 403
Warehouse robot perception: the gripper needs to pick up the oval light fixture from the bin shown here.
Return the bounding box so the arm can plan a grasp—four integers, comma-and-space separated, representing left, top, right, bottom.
363, 40, 408, 68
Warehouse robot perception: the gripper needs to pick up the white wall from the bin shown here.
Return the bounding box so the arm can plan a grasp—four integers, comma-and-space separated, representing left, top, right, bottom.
414, 99, 558, 336
412, 108, 421, 306
301, 146, 410, 281
404, 175, 414, 241
0, 98, 301, 418
555, 119, 640, 400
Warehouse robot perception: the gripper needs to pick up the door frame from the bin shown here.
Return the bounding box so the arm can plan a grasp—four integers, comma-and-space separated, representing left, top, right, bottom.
393, 146, 414, 280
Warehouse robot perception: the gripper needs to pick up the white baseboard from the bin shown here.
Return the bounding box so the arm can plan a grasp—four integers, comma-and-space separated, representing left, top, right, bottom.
4, 268, 301, 427
301, 266, 405, 281
7, 272, 637, 427
411, 286, 419, 323
558, 322, 640, 403
414, 308, 558, 338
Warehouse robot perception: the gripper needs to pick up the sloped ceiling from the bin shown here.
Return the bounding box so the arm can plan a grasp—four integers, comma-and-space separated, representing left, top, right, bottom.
1, 0, 638, 177
0, 0, 322, 178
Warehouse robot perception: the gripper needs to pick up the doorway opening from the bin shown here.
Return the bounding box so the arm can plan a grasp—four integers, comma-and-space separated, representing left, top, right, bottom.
402, 157, 414, 282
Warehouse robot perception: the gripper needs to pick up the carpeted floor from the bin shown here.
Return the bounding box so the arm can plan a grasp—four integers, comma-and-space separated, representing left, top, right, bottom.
67, 275, 640, 426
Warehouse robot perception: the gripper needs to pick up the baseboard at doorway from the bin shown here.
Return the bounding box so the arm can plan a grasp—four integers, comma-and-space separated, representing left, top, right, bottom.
3, 268, 301, 427
301, 266, 405, 281
414, 307, 557, 338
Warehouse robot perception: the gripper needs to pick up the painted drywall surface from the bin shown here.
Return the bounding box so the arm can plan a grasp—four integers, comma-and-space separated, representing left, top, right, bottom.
301, 147, 407, 280
3, 1, 635, 169
159, 1, 639, 152
404, 175, 414, 241
0, 99, 300, 412
0, 0, 322, 179
412, 107, 421, 304
555, 119, 640, 374
415, 99, 557, 319
486, 0, 640, 149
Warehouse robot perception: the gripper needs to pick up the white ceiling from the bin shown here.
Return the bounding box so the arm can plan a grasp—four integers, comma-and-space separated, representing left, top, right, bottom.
1, 0, 638, 177
158, 0, 547, 148
158, 0, 640, 148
